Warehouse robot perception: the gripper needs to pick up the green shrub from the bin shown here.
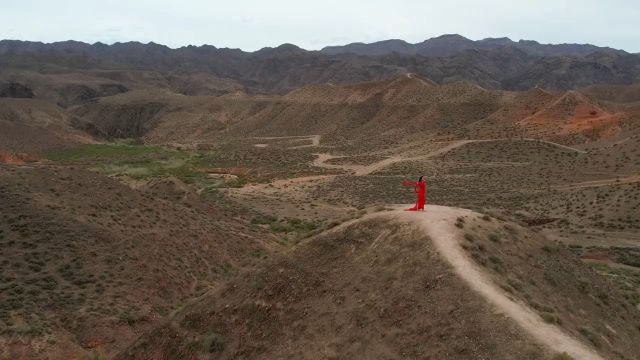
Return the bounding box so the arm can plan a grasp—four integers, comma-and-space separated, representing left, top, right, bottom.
251, 215, 277, 225
269, 222, 291, 233
578, 327, 600, 347
552, 352, 573, 360
540, 312, 561, 324
83, 353, 107, 360
202, 334, 225, 353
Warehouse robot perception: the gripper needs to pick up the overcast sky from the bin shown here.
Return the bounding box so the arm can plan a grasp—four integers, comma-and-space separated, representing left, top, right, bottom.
1, 0, 638, 52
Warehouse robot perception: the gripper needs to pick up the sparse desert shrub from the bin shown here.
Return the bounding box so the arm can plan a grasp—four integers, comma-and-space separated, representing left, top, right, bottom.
499, 283, 514, 294
269, 222, 291, 233
552, 352, 574, 360
250, 249, 269, 259
506, 278, 523, 292
529, 301, 555, 314
251, 276, 265, 290
219, 262, 235, 275
83, 353, 107, 360
287, 218, 318, 232
201, 334, 225, 353
540, 312, 561, 324
327, 220, 341, 229
578, 327, 600, 347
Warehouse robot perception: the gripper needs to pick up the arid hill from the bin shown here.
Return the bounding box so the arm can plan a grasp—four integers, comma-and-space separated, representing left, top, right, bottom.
58, 76, 639, 149
0, 98, 92, 153
115, 208, 640, 359
0, 165, 274, 359
1, 36, 639, 94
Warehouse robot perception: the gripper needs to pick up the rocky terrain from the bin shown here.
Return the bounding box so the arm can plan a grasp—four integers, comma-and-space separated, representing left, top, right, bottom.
1, 34, 640, 96
320, 34, 626, 57
0, 35, 639, 359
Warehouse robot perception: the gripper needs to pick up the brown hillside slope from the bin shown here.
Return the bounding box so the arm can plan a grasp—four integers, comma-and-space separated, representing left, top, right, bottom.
231, 78, 502, 148
518, 90, 627, 141
66, 76, 640, 149
1, 69, 245, 106
70, 90, 275, 143
116, 206, 640, 359
0, 165, 273, 359
284, 73, 438, 104
0, 98, 92, 153
581, 84, 640, 104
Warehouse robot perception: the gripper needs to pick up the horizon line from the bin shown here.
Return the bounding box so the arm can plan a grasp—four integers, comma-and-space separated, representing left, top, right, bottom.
0, 33, 633, 54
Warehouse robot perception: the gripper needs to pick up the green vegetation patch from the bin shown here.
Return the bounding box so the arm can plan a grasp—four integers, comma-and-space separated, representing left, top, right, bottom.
44, 143, 247, 186
588, 262, 640, 307
45, 143, 162, 161
252, 215, 320, 235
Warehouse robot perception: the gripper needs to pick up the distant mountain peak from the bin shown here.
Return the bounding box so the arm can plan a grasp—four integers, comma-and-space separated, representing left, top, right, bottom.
321, 34, 626, 58
254, 43, 305, 56
432, 33, 470, 40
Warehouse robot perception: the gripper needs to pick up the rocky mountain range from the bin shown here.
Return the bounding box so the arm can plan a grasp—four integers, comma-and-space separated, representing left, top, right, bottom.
1, 34, 639, 95
320, 34, 628, 57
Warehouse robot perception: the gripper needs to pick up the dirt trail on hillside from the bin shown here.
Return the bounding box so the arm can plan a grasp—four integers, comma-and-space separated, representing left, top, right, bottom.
312, 138, 584, 176
252, 135, 321, 149
554, 175, 640, 190
237, 174, 335, 192
382, 205, 603, 360
312, 140, 477, 175
252, 135, 584, 176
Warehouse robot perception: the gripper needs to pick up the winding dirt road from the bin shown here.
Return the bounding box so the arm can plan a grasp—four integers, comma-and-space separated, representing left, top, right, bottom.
312, 140, 477, 176
311, 138, 584, 176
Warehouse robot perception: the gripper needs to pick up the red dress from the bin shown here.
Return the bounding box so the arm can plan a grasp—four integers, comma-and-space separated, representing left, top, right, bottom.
405, 180, 426, 211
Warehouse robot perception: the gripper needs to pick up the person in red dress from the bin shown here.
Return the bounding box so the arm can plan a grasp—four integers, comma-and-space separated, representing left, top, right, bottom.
403, 176, 426, 211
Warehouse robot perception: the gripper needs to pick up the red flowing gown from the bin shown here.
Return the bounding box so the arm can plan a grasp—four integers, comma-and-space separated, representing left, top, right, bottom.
405, 180, 426, 211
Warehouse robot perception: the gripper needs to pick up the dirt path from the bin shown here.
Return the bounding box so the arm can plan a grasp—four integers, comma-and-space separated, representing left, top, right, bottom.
251, 135, 583, 177
236, 174, 335, 192
531, 139, 586, 154
252, 135, 321, 149
406, 72, 434, 87
384, 205, 603, 360
312, 138, 583, 176
554, 175, 640, 190
312, 139, 476, 176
